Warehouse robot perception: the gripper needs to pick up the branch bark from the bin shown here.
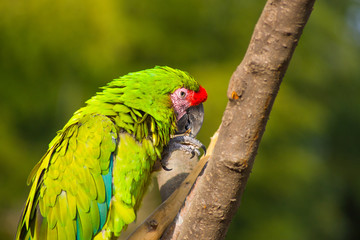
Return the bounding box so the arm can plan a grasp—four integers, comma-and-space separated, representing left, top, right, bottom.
161, 0, 316, 239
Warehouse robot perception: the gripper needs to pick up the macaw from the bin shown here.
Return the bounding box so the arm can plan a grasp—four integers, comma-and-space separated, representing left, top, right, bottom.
16, 66, 207, 240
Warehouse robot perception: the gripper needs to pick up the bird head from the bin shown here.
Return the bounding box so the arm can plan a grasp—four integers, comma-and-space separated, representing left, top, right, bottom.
170, 86, 207, 121
170, 86, 207, 137
87, 66, 207, 136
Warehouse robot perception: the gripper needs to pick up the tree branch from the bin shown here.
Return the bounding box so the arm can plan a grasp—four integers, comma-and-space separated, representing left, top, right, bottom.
163, 0, 316, 239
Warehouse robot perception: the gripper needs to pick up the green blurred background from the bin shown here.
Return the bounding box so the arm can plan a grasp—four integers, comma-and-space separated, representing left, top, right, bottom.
1, 0, 360, 239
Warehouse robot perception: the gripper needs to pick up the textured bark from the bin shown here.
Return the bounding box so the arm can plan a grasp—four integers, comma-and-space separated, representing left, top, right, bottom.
161, 0, 316, 239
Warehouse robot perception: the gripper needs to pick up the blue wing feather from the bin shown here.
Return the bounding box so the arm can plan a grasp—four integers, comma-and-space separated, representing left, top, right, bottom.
76, 153, 114, 239
97, 153, 114, 231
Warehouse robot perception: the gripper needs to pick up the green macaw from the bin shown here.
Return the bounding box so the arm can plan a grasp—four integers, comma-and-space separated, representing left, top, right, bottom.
16, 66, 207, 240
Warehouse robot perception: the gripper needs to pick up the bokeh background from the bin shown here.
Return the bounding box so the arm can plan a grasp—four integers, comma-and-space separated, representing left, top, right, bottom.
1, 0, 360, 239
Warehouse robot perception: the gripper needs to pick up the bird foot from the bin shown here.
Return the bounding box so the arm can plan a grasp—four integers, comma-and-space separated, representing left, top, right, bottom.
161, 135, 206, 171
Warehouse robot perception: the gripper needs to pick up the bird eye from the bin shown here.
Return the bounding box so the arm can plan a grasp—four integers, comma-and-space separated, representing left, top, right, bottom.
179, 90, 186, 98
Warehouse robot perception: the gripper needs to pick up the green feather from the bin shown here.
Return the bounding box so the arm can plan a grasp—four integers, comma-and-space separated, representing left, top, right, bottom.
57, 192, 68, 227
67, 193, 77, 220
47, 207, 57, 229
47, 225, 57, 240
64, 219, 76, 239
77, 187, 90, 212
58, 225, 67, 239
93, 173, 106, 203
78, 208, 93, 240
16, 66, 203, 240
90, 200, 101, 233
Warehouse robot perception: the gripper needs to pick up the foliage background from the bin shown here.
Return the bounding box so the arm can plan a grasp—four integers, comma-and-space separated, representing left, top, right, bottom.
1, 0, 359, 239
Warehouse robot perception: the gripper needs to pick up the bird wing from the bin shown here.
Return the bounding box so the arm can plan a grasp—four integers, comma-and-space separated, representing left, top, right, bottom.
16, 114, 117, 240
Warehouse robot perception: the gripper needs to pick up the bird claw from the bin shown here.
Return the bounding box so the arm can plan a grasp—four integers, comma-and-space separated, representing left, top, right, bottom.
161, 161, 172, 171
161, 135, 206, 170
190, 151, 195, 159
